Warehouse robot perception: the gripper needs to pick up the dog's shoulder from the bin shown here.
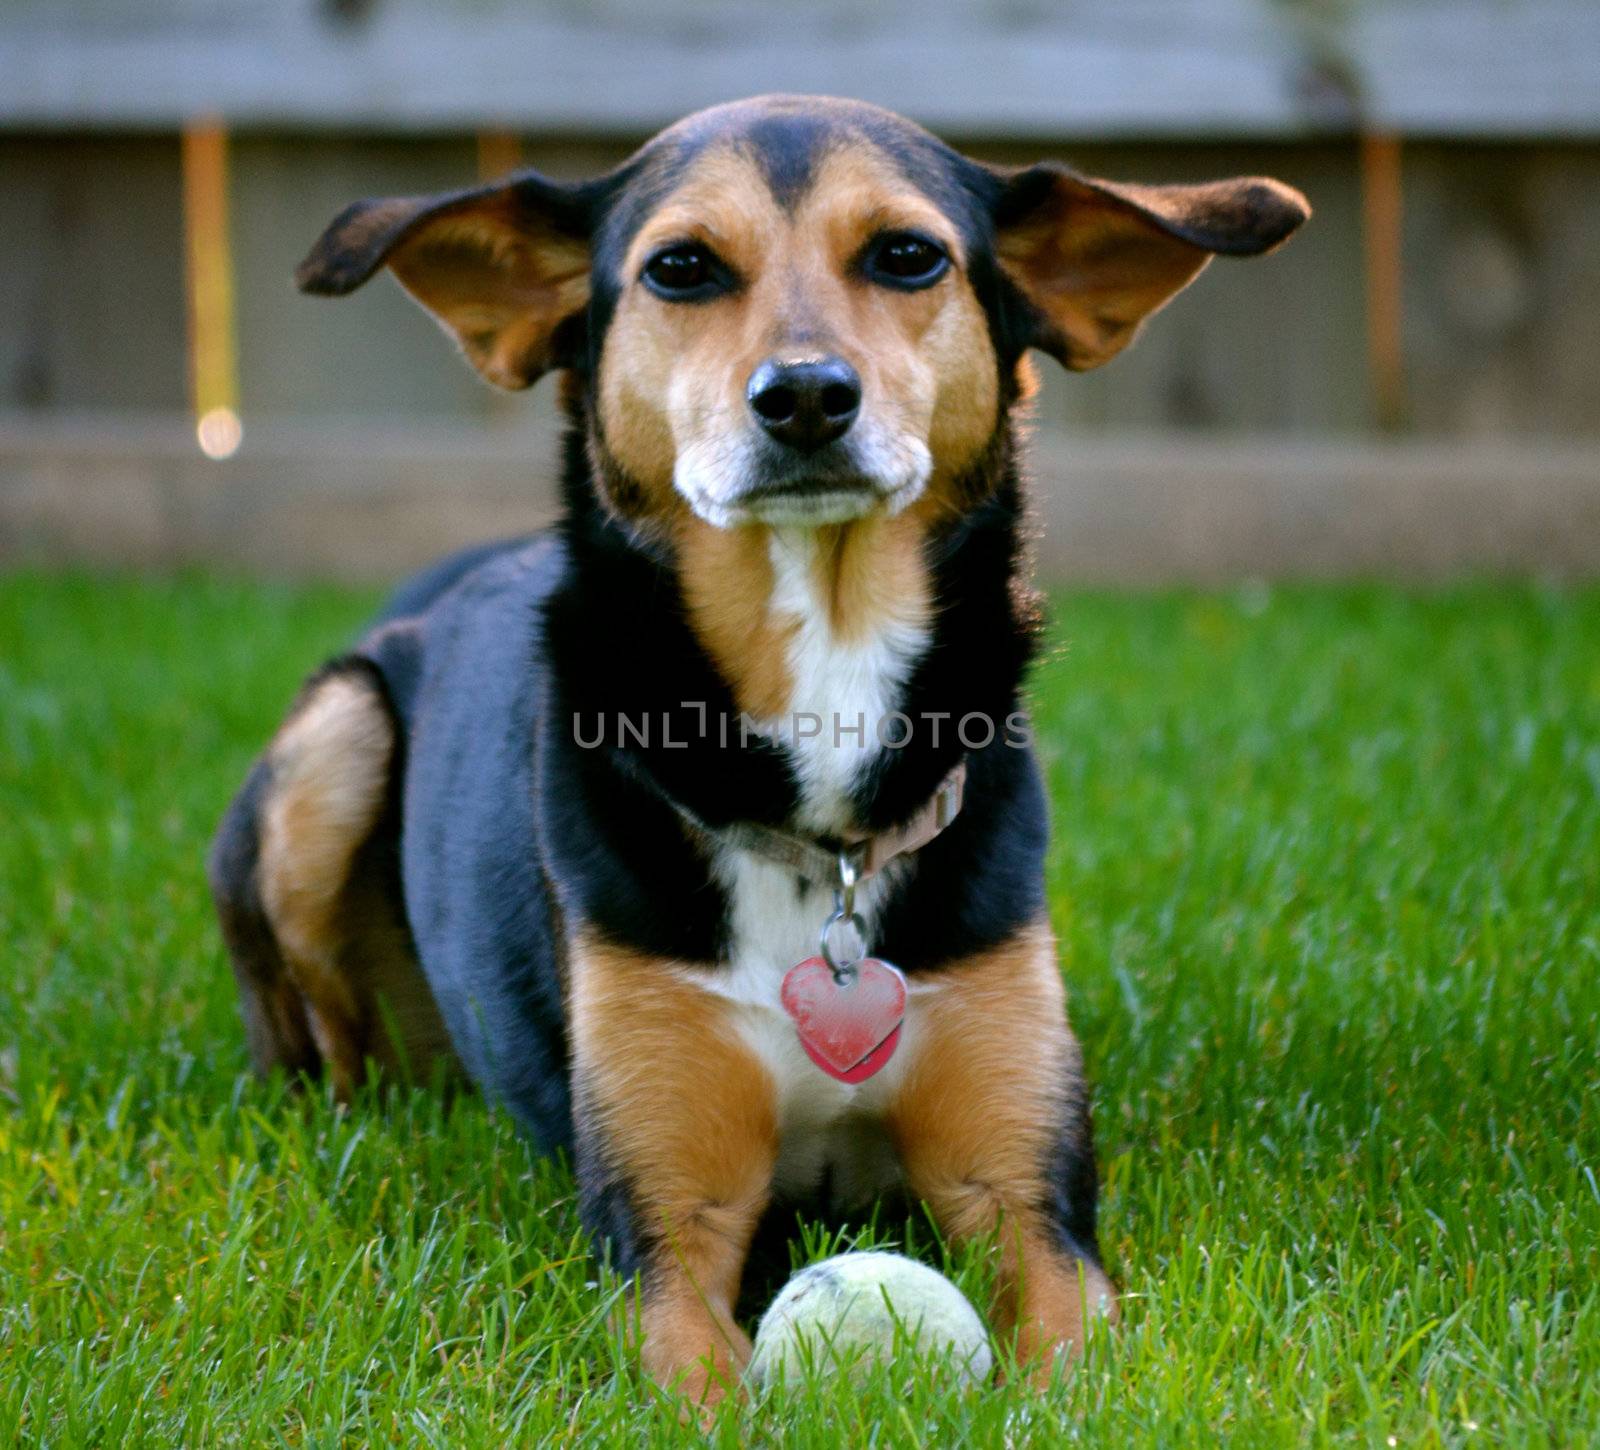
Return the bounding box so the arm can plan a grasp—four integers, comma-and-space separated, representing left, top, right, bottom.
353, 531, 567, 727
373, 534, 547, 626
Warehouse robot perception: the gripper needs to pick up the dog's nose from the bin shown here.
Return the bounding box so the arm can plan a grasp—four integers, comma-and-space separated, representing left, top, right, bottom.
746, 356, 861, 453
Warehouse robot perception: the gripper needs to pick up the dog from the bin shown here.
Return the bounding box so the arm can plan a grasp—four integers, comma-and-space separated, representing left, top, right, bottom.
209, 95, 1307, 1404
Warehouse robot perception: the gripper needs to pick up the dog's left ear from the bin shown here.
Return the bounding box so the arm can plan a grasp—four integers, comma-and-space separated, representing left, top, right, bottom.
993, 165, 1310, 371
295, 171, 592, 389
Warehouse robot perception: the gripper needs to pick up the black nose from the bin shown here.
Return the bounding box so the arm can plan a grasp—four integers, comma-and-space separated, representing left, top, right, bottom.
746, 356, 861, 453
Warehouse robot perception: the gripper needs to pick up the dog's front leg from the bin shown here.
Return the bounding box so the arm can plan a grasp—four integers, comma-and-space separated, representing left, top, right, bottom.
569, 936, 778, 1406
887, 922, 1116, 1384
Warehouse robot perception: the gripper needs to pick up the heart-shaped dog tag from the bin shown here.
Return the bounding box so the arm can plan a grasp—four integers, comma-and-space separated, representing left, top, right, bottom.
780, 957, 907, 1084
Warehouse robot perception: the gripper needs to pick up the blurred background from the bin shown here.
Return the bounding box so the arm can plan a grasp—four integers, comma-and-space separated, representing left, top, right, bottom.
1, 0, 1596, 583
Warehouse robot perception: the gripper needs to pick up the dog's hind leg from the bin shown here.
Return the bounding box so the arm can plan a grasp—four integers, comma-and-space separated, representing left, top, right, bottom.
209, 661, 450, 1100
210, 757, 321, 1081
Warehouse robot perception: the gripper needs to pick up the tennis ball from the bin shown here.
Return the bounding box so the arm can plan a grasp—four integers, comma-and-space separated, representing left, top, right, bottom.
746, 1250, 993, 1390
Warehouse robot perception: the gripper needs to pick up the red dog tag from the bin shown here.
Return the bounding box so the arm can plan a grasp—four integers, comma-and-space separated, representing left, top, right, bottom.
780, 957, 907, 1084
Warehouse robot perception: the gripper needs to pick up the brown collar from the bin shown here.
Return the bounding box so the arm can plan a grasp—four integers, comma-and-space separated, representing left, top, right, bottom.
672, 760, 967, 886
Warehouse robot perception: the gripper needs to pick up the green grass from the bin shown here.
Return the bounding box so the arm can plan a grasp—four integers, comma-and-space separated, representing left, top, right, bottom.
2, 572, 1597, 1446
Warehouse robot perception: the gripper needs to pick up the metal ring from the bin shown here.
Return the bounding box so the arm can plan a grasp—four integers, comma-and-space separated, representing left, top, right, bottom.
834, 849, 859, 920
819, 909, 868, 981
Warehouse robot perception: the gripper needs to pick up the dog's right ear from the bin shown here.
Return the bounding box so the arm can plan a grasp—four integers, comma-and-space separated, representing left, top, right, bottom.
296, 172, 592, 390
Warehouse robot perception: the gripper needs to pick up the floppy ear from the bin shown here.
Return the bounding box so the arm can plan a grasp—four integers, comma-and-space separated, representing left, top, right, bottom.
993, 165, 1310, 371
295, 171, 592, 389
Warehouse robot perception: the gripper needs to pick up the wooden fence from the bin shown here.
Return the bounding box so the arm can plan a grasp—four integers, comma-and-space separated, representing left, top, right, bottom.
1, 0, 1597, 578
5, 0, 1598, 137
5, 130, 1598, 436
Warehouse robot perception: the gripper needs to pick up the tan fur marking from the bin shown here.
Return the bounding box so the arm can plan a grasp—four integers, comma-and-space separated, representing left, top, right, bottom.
810, 512, 931, 644
257, 672, 444, 1088
889, 922, 1116, 1379
569, 936, 779, 1402
674, 517, 796, 719
798, 149, 1000, 519
675, 509, 932, 710
597, 139, 992, 689
598, 148, 786, 515
595, 140, 1002, 532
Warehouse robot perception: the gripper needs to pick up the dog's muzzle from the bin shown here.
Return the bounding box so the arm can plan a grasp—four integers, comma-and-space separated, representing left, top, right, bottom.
674, 427, 932, 529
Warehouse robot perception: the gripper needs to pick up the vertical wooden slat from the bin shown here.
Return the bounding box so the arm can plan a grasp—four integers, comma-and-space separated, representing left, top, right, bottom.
476, 130, 522, 182
1360, 131, 1406, 431
182, 118, 241, 458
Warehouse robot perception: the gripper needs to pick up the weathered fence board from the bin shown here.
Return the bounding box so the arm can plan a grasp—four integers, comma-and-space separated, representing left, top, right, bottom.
2, 0, 1597, 138
1401, 143, 1600, 436
0, 136, 188, 413
231, 135, 488, 418
4, 417, 1597, 582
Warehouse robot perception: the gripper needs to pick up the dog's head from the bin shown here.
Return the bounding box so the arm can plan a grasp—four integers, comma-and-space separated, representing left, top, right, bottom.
300, 96, 1307, 531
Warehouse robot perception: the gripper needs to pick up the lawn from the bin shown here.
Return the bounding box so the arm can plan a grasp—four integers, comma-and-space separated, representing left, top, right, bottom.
1, 572, 1596, 1446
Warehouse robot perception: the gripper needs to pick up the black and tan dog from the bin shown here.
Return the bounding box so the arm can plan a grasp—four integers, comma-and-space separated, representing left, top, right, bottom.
210, 95, 1306, 1403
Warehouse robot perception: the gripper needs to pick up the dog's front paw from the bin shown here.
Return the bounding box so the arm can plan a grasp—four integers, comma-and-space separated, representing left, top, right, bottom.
1013, 1259, 1118, 1387
639, 1299, 751, 1420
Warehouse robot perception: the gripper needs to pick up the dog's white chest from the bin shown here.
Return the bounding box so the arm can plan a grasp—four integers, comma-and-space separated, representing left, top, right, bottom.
689, 530, 931, 1203
760, 528, 927, 835
694, 851, 912, 1204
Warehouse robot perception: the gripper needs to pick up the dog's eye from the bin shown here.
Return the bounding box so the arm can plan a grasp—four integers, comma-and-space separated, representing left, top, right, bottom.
866, 232, 950, 289
642, 244, 720, 299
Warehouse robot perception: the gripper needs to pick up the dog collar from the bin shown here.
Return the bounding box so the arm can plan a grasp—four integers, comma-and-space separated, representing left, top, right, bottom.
672, 759, 967, 886
673, 761, 966, 1083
